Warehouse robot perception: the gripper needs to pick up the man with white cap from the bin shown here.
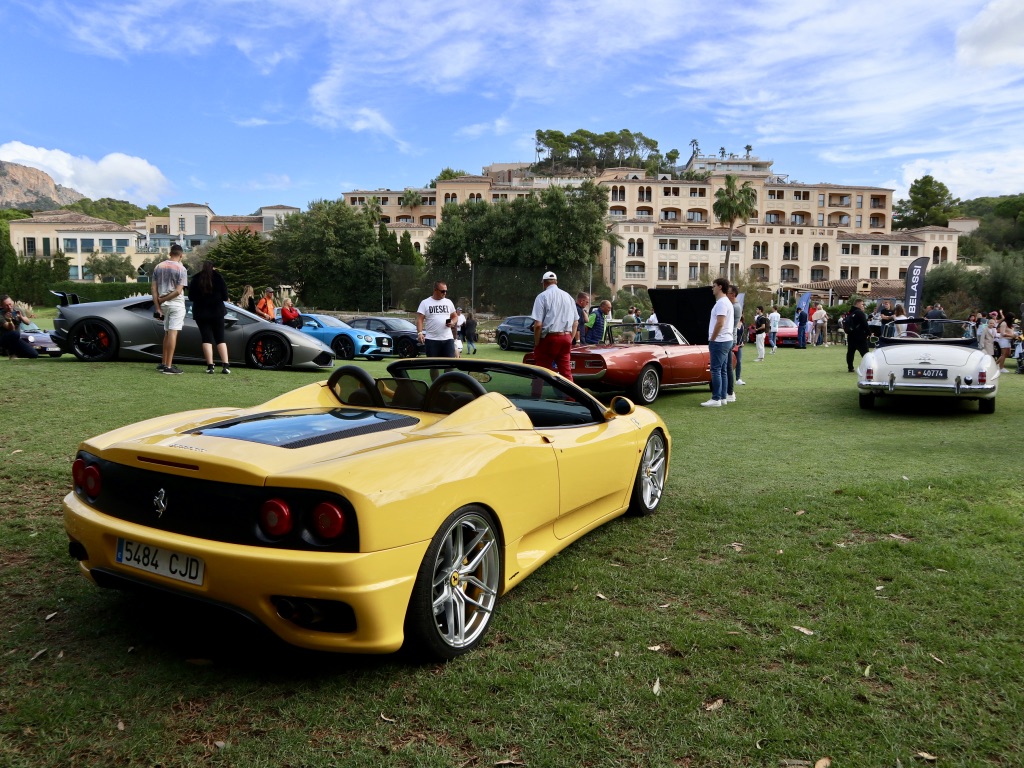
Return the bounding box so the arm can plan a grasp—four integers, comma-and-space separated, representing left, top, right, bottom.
531, 270, 578, 381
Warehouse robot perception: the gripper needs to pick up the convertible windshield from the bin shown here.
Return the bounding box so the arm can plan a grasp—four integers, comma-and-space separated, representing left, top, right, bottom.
879, 319, 978, 346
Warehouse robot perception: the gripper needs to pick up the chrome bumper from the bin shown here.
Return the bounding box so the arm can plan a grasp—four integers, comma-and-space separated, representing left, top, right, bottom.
858, 372, 996, 396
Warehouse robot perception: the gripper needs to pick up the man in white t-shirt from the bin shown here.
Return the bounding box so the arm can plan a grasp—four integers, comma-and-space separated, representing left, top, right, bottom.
416, 281, 458, 357
702, 277, 735, 408
767, 306, 781, 354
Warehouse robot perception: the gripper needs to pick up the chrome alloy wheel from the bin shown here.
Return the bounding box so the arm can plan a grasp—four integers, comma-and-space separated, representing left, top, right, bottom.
429, 511, 500, 651
630, 431, 667, 514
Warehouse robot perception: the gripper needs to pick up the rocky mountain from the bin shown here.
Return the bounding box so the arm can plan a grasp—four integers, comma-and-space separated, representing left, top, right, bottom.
0, 160, 85, 210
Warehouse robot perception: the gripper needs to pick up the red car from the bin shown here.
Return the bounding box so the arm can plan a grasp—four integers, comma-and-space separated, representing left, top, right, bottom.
525, 322, 722, 405
749, 318, 799, 347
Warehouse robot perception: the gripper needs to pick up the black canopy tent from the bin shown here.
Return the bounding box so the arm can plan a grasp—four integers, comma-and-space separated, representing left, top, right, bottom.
649, 287, 715, 345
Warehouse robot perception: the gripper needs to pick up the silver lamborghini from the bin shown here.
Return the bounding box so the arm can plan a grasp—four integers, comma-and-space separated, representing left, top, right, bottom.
51, 297, 335, 371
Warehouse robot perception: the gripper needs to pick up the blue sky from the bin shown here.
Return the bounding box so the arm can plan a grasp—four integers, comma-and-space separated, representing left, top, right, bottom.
2, 0, 1022, 216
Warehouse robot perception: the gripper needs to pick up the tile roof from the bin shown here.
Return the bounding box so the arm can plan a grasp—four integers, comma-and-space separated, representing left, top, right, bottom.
10, 211, 136, 233
837, 231, 924, 242
792, 279, 906, 299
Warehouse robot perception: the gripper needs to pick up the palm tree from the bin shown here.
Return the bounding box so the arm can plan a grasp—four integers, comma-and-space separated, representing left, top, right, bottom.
713, 174, 757, 277
401, 189, 423, 210
719, 147, 727, 159
363, 196, 383, 227
689, 138, 700, 158
744, 144, 753, 158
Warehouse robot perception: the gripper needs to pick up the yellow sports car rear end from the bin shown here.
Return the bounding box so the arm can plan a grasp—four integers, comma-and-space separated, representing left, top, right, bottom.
64, 360, 670, 658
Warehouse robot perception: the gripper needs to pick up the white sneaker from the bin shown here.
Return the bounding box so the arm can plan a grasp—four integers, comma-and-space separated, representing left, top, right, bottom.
736, 379, 746, 385
700, 399, 722, 407
725, 393, 736, 402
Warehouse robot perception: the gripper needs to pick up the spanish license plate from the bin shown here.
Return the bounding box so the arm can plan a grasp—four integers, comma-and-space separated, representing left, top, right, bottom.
570, 361, 576, 370
116, 538, 205, 585
904, 368, 947, 379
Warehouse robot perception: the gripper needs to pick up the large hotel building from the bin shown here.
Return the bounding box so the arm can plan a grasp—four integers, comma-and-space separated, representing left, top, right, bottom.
344, 153, 967, 296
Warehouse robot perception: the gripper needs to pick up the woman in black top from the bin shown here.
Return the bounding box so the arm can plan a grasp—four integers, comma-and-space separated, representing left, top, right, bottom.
239, 285, 257, 315
189, 261, 231, 374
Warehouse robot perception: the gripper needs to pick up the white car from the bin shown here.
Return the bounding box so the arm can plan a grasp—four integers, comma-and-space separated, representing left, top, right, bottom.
857, 319, 999, 413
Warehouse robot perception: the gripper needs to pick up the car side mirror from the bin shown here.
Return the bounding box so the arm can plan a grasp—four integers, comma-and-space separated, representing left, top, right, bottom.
224, 316, 237, 328
608, 396, 635, 417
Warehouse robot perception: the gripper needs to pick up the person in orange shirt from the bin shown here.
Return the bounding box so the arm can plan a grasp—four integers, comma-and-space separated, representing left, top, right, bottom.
255, 287, 276, 321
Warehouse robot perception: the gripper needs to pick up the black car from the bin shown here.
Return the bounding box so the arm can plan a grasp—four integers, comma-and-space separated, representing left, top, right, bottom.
348, 316, 424, 358
495, 315, 536, 351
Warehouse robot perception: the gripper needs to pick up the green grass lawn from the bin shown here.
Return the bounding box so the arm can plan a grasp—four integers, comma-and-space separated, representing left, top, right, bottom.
2, 345, 1022, 767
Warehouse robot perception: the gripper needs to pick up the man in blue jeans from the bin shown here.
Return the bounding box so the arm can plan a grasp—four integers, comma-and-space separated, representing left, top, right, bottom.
702, 277, 735, 407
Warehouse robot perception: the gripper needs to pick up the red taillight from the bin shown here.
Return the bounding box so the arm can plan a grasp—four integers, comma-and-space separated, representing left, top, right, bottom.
865, 368, 873, 381
260, 499, 293, 537
72, 458, 86, 488
83, 464, 102, 497
978, 371, 987, 385
312, 502, 346, 539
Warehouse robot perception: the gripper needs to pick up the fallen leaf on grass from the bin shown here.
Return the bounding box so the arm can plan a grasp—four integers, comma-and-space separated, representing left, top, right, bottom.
791, 626, 815, 636
57, 651, 64, 659
613, 651, 620, 658
875, 586, 885, 591
815, 758, 832, 768
647, 644, 663, 652
11, 449, 23, 455
380, 713, 396, 723
45, 612, 57, 621
30, 648, 47, 662
755, 738, 768, 749
610, 563, 622, 567
652, 678, 661, 696
728, 542, 744, 552
658, 603, 670, 609
596, 593, 607, 600
494, 761, 526, 767
779, 759, 812, 766
795, 509, 806, 516
902, 475, 910, 481
117, 721, 125, 731
703, 698, 723, 711
929, 654, 945, 665
863, 665, 872, 677
915, 751, 937, 762
889, 533, 911, 543
213, 741, 226, 750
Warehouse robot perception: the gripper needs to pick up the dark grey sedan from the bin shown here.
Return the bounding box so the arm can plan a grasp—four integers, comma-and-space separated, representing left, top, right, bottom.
495, 315, 536, 351
51, 297, 335, 371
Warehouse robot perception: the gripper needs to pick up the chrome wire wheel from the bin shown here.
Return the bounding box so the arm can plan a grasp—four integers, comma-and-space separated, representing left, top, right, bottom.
630, 364, 660, 404
628, 430, 667, 516
406, 506, 501, 659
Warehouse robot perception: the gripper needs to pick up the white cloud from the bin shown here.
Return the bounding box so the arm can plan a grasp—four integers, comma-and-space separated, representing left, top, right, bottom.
897, 152, 1024, 200
0, 141, 170, 203
457, 117, 511, 140
234, 117, 272, 127
956, 0, 1024, 68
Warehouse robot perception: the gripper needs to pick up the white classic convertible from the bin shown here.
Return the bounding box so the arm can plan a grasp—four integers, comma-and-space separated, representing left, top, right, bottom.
857, 318, 999, 413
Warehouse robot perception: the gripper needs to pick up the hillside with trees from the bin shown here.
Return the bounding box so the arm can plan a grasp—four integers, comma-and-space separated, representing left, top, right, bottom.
533, 129, 681, 178
62, 198, 168, 225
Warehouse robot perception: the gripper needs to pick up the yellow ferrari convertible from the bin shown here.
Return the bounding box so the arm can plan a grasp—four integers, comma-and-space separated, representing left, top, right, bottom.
64, 359, 671, 659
